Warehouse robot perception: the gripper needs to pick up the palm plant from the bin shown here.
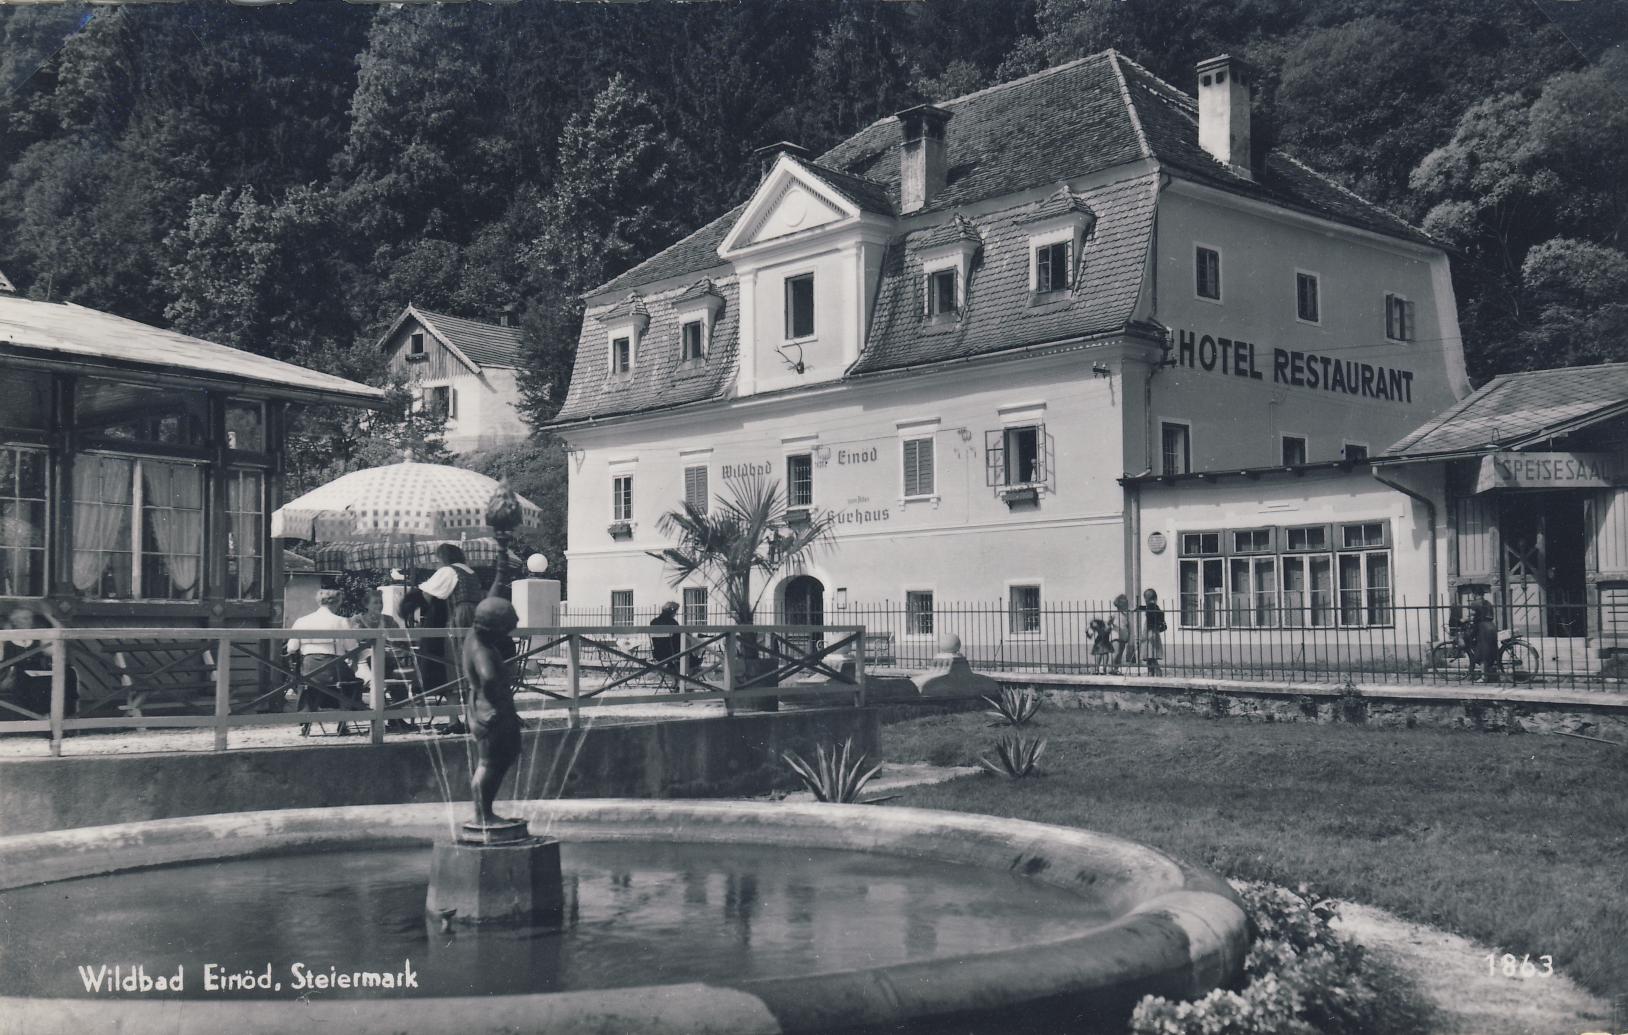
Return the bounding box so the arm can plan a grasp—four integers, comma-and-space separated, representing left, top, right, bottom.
979, 733, 1048, 778
649, 474, 836, 690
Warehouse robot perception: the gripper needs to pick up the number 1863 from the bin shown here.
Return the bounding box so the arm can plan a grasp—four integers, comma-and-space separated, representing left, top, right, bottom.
1486, 952, 1554, 977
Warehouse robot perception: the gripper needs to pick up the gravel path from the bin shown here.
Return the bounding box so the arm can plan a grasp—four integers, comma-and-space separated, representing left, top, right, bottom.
1333, 900, 1613, 1035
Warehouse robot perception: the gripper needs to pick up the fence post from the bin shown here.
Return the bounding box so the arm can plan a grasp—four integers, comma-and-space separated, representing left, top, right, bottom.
370, 631, 387, 745
49, 635, 65, 757
214, 636, 232, 752
855, 625, 867, 708
722, 630, 737, 717
566, 634, 582, 730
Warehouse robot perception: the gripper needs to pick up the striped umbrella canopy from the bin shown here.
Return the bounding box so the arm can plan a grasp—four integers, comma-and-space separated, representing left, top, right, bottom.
303, 536, 525, 572
271, 461, 544, 544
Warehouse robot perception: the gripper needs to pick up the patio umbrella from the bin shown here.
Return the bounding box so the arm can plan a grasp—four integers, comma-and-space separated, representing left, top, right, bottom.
304, 536, 525, 571
271, 461, 544, 570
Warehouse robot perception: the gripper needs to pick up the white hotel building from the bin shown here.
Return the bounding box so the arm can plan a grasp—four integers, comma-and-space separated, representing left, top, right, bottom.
548, 52, 1470, 640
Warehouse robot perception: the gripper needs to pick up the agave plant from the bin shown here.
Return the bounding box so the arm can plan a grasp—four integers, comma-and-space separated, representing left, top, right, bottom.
782, 738, 894, 804
983, 686, 1041, 727
979, 734, 1048, 778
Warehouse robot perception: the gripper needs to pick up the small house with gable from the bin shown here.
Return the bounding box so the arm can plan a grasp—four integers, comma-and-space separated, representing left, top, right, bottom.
378, 305, 529, 454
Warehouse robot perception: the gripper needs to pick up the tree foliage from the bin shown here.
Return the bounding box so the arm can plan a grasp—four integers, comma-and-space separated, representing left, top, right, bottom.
0, 0, 1623, 456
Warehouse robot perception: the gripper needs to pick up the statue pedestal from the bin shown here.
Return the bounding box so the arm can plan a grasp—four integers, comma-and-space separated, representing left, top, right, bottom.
910, 652, 1001, 700
426, 824, 564, 926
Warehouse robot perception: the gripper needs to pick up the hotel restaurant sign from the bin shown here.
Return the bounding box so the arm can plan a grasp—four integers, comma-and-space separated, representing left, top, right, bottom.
1475, 452, 1628, 493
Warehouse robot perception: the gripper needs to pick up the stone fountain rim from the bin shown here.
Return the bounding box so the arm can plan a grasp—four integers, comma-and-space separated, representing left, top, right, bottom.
0, 800, 1248, 1035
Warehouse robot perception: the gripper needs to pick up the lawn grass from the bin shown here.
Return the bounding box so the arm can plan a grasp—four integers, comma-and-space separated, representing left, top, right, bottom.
883, 709, 1628, 998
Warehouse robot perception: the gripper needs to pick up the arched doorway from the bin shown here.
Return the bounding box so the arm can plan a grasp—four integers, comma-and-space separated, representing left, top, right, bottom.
782, 574, 825, 658
783, 574, 825, 626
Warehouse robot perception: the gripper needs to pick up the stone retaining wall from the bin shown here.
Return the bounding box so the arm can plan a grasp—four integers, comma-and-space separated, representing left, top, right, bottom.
867, 669, 1628, 740
0, 708, 879, 836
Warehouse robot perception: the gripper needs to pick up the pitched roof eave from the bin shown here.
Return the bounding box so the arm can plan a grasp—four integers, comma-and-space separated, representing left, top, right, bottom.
407, 305, 483, 373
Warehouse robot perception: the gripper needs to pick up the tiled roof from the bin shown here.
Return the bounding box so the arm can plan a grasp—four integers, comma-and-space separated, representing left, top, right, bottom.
553, 278, 741, 423
1110, 56, 1435, 247
591, 51, 1431, 307
0, 296, 381, 406
854, 173, 1158, 375
410, 306, 524, 369
1382, 364, 1628, 459
598, 294, 650, 323
675, 279, 723, 304
788, 156, 895, 217
1016, 187, 1096, 225
920, 214, 982, 249
593, 204, 745, 300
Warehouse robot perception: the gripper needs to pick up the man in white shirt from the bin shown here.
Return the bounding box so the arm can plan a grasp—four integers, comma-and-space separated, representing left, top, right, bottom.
286, 589, 359, 724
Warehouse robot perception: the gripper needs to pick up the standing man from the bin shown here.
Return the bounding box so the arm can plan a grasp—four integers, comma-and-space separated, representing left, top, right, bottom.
464, 596, 522, 829
649, 601, 681, 690
1467, 590, 1500, 684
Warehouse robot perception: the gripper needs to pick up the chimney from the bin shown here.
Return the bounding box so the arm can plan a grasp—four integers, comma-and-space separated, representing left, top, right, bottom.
1195, 56, 1253, 180
752, 141, 810, 181
498, 303, 518, 328
896, 104, 952, 214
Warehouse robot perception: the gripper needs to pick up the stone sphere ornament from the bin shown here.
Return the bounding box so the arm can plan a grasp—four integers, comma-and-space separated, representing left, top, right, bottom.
525, 553, 549, 575
936, 632, 963, 655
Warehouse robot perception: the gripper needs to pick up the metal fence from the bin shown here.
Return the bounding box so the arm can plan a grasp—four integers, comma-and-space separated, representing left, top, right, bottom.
832, 599, 1622, 692
0, 623, 869, 757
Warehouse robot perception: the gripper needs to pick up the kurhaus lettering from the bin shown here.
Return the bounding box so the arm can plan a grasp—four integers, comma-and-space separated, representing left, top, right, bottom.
1176, 329, 1414, 404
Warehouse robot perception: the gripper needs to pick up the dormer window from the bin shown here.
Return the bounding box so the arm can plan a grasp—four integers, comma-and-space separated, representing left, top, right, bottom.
597, 292, 649, 380
917, 214, 982, 323
926, 268, 957, 316
1035, 241, 1071, 293
785, 273, 815, 339
1019, 189, 1094, 301
673, 279, 724, 367
681, 320, 705, 361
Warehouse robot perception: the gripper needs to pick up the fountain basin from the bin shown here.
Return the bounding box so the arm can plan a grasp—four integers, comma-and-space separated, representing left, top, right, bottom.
0, 800, 1247, 1034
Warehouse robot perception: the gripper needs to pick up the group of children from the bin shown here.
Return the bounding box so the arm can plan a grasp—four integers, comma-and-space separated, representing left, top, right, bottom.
1088, 589, 1166, 676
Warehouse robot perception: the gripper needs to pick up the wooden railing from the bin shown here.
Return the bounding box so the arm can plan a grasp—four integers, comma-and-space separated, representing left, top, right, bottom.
0, 624, 869, 756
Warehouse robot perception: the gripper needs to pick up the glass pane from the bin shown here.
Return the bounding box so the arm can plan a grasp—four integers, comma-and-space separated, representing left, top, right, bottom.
1230, 558, 1251, 626
0, 370, 51, 431
1202, 559, 1224, 627
140, 461, 204, 601
1310, 556, 1334, 627
225, 401, 266, 452
76, 378, 209, 446
1338, 554, 1364, 626
71, 456, 134, 597
1254, 559, 1276, 627
1180, 560, 1200, 625
1281, 557, 1304, 629
1366, 553, 1392, 625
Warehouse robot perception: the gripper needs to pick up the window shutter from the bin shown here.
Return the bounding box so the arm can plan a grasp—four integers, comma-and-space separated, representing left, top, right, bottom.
1403, 300, 1415, 341
984, 429, 1005, 487
1385, 294, 1397, 339
684, 466, 708, 512
448, 388, 458, 419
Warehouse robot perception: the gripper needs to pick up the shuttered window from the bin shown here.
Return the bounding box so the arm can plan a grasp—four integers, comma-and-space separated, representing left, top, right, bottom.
902, 437, 934, 498
683, 465, 708, 513
1385, 293, 1416, 341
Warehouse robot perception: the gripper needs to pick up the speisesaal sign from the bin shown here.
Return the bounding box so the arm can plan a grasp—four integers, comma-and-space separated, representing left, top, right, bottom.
1474, 452, 1628, 493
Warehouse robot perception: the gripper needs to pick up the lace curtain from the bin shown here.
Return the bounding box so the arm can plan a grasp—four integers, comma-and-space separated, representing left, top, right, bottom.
71, 457, 132, 593
144, 462, 203, 598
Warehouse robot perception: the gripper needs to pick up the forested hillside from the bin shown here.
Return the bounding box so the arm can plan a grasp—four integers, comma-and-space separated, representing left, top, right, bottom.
2, 0, 1623, 484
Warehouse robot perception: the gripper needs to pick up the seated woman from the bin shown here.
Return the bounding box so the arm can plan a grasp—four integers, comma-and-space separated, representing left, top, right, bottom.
285, 589, 360, 730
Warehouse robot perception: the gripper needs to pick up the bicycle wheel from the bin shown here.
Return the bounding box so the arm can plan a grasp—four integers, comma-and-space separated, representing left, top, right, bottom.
1426, 641, 1458, 673
1499, 640, 1540, 684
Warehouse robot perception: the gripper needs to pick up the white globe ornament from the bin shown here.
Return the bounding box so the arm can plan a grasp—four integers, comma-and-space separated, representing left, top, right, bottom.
525, 553, 549, 575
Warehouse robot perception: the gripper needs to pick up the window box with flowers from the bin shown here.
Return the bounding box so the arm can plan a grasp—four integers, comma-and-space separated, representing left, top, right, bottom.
607, 521, 633, 540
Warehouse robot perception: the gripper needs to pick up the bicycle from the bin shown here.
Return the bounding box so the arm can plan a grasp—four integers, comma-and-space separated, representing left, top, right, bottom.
1426, 623, 1539, 685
